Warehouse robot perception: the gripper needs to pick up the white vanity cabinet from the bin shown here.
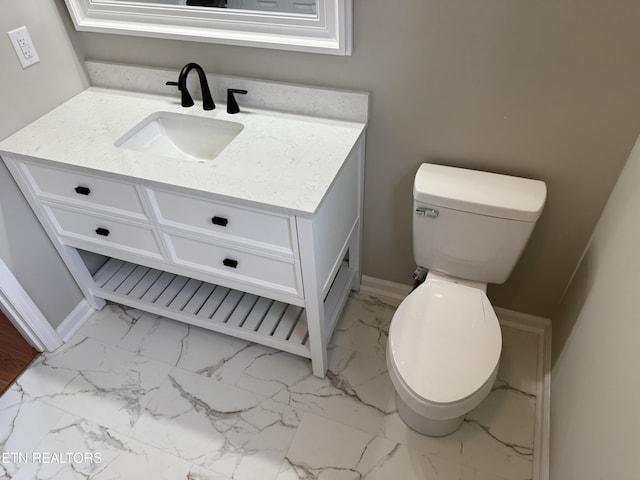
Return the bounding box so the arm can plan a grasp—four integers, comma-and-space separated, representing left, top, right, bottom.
0, 79, 368, 378
3, 137, 363, 377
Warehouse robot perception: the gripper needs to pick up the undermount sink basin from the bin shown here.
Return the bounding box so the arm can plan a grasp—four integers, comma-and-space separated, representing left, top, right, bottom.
115, 111, 244, 162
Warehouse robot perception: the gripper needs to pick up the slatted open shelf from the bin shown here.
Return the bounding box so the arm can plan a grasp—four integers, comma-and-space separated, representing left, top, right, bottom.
91, 258, 353, 358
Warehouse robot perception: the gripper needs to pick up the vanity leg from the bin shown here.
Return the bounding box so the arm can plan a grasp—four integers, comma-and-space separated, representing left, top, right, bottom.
61, 246, 106, 310
348, 219, 362, 291
296, 218, 328, 378
350, 134, 365, 292
307, 305, 328, 378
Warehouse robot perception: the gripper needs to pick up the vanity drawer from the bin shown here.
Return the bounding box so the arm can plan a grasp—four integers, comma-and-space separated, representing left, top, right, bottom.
45, 205, 163, 260
20, 162, 146, 218
148, 188, 296, 256
165, 233, 302, 297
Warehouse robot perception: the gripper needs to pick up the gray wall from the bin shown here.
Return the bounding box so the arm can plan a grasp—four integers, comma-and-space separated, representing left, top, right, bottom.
549, 135, 640, 479
57, 0, 640, 317
1, 0, 88, 328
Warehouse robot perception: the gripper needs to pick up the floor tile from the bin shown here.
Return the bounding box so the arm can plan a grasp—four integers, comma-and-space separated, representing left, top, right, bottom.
186, 465, 234, 479
72, 303, 193, 366
69, 303, 149, 348
13, 337, 171, 435
0, 291, 543, 480
0, 383, 29, 410
276, 413, 477, 480
0, 393, 66, 479
498, 326, 540, 397
262, 294, 397, 436
466, 388, 536, 456
189, 342, 312, 399
330, 293, 398, 357
10, 414, 193, 480
325, 344, 394, 413
129, 367, 301, 480
271, 346, 391, 436
381, 406, 533, 480
75, 304, 313, 399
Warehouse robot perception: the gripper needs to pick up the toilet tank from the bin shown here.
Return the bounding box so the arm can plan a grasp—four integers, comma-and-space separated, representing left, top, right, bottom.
413, 164, 546, 284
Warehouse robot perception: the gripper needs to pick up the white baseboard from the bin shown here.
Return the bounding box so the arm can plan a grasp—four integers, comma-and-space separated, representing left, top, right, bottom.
0, 259, 63, 352
55, 299, 95, 342
360, 275, 411, 301
494, 307, 551, 480
494, 306, 551, 332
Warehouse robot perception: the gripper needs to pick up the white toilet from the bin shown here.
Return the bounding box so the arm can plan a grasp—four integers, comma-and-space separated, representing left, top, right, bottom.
387, 163, 546, 437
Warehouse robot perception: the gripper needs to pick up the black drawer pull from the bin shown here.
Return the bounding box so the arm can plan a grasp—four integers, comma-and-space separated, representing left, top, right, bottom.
211, 216, 228, 227
95, 227, 110, 237
223, 258, 238, 268
74, 186, 91, 195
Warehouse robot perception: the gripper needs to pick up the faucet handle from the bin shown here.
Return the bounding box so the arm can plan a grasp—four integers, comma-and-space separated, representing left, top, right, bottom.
167, 79, 194, 108
227, 89, 248, 114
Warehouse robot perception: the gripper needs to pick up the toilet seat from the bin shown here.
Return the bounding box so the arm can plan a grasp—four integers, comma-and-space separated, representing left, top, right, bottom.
388, 277, 502, 410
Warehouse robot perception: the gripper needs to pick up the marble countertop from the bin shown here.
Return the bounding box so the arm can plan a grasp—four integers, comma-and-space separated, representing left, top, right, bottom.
0, 87, 366, 216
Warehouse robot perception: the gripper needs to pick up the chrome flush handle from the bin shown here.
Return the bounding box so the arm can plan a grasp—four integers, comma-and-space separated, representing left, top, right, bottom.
415, 207, 439, 218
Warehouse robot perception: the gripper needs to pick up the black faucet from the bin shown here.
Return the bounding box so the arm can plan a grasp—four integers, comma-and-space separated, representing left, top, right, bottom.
166, 63, 215, 110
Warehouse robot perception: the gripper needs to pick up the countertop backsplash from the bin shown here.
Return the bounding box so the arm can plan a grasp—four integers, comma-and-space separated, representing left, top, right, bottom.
85, 60, 369, 123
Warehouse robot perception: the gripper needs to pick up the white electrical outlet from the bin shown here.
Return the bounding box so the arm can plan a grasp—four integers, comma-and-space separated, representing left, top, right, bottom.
7, 26, 40, 69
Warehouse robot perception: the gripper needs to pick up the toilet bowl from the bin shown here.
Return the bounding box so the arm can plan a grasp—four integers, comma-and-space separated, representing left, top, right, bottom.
387, 163, 546, 437
387, 272, 502, 436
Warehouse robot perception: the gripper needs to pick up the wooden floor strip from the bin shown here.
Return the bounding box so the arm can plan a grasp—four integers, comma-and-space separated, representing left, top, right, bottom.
0, 310, 38, 394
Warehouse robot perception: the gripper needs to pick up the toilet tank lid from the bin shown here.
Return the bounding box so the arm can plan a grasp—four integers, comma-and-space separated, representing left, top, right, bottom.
414, 164, 547, 221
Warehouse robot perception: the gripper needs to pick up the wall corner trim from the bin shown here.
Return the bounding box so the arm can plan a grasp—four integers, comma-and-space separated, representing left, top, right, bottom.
55, 299, 95, 342
0, 259, 63, 352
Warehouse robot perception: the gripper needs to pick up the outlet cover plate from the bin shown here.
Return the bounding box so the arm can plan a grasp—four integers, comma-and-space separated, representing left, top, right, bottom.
7, 26, 40, 69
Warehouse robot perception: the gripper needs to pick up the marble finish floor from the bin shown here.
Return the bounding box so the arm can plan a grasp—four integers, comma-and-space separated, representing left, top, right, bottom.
0, 292, 542, 480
